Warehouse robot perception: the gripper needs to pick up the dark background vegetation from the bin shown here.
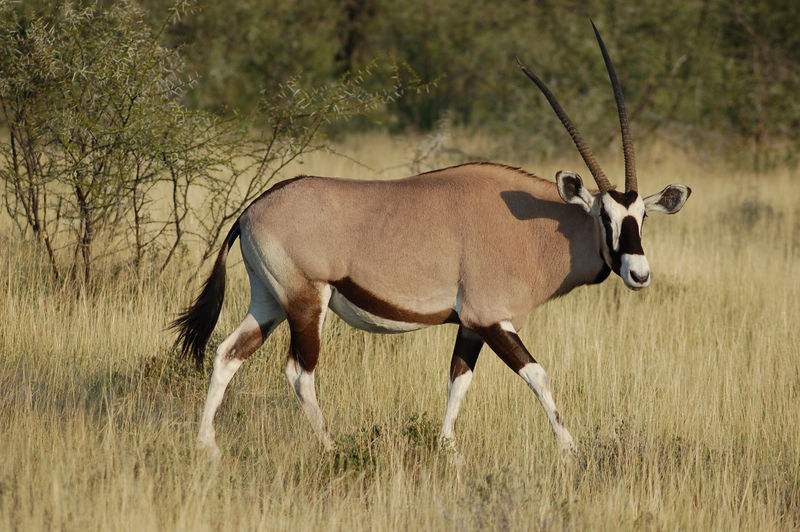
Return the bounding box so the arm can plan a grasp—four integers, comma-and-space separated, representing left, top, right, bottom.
1, 0, 798, 285
10, 0, 800, 165
157, 0, 799, 169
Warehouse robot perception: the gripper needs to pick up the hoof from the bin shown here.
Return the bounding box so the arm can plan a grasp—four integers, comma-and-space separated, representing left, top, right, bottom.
320, 434, 334, 452
558, 440, 578, 464
197, 439, 222, 461
439, 436, 465, 467
439, 435, 457, 452
446, 450, 466, 468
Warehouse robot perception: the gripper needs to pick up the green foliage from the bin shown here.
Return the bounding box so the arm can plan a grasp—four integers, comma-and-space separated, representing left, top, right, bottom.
154, 0, 800, 166
328, 424, 383, 477
3, 0, 799, 285
0, 1, 427, 284
0, 0, 227, 284
402, 411, 438, 451
12, 0, 798, 173
323, 412, 438, 480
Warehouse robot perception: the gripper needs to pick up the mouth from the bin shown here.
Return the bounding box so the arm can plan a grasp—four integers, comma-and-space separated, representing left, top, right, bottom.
622, 272, 651, 290
623, 275, 651, 290
620, 255, 650, 290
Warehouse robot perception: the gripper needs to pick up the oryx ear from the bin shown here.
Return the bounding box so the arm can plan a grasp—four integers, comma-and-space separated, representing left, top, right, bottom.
556, 170, 594, 213
644, 184, 691, 214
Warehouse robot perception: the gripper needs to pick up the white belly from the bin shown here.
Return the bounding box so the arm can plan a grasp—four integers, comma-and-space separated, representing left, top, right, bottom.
328, 290, 427, 334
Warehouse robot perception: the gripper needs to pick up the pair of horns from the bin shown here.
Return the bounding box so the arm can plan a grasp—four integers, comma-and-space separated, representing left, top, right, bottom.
517, 21, 637, 193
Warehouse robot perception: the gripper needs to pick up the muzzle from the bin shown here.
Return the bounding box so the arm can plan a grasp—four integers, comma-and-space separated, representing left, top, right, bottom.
620, 253, 650, 290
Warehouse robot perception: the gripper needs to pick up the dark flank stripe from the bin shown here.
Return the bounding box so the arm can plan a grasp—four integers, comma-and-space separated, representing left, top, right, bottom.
331, 277, 457, 326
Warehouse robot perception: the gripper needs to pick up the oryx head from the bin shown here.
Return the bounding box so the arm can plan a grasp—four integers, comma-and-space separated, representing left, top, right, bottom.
518, 21, 691, 290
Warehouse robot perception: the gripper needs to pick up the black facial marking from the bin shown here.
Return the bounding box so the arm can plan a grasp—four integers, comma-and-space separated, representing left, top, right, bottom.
607, 189, 639, 208
629, 269, 649, 284
600, 209, 614, 249
619, 216, 644, 255
599, 208, 621, 273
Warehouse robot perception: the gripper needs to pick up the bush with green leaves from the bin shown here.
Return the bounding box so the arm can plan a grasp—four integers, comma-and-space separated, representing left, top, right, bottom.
0, 1, 225, 283
0, 1, 427, 286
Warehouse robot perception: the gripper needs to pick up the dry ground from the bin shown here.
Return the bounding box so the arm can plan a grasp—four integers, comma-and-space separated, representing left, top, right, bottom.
1, 134, 798, 530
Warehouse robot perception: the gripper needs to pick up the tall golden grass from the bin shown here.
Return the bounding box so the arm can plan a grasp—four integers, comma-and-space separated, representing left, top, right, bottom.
1, 133, 798, 530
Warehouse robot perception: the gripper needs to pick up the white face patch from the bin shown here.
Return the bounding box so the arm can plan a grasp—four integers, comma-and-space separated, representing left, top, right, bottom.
598, 193, 653, 290
601, 194, 645, 252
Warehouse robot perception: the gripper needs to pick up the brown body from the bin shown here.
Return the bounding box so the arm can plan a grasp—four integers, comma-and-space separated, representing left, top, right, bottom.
172, 23, 691, 459
241, 163, 606, 333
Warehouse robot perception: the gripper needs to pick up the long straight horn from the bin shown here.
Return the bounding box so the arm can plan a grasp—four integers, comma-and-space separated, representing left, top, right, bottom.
591, 20, 637, 192
516, 57, 613, 194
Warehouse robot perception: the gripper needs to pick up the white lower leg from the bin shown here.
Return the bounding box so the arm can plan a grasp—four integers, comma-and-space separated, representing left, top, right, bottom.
518, 363, 576, 454
285, 359, 333, 450
439, 370, 473, 447
197, 354, 243, 456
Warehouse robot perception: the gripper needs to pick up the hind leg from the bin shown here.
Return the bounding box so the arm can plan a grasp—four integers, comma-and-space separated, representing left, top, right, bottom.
283, 284, 333, 450
197, 286, 285, 458
439, 326, 483, 451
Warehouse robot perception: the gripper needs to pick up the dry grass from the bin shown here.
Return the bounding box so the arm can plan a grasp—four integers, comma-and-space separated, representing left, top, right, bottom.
1, 133, 799, 531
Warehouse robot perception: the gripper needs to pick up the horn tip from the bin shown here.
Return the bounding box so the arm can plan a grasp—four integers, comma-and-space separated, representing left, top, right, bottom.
590, 19, 602, 40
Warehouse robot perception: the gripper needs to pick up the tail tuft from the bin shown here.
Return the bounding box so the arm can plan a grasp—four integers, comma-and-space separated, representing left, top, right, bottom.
170, 221, 240, 369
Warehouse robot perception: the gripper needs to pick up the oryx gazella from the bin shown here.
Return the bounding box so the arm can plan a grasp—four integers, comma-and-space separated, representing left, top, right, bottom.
173, 23, 690, 459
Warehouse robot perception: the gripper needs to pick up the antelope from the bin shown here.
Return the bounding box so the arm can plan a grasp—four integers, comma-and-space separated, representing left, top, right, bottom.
173, 22, 690, 460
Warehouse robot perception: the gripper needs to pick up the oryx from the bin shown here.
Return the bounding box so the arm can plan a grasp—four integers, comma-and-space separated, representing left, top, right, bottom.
173, 22, 690, 459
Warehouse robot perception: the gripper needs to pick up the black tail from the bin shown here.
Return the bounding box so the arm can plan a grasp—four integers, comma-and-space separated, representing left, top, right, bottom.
171, 220, 241, 369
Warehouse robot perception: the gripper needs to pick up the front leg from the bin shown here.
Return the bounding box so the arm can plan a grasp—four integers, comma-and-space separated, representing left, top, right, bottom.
477, 321, 576, 457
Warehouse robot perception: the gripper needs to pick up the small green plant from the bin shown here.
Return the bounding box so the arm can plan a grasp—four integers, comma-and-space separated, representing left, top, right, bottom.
327, 424, 383, 477
402, 412, 438, 452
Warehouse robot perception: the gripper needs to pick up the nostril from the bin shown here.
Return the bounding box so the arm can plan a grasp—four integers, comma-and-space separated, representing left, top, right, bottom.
631, 270, 650, 284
